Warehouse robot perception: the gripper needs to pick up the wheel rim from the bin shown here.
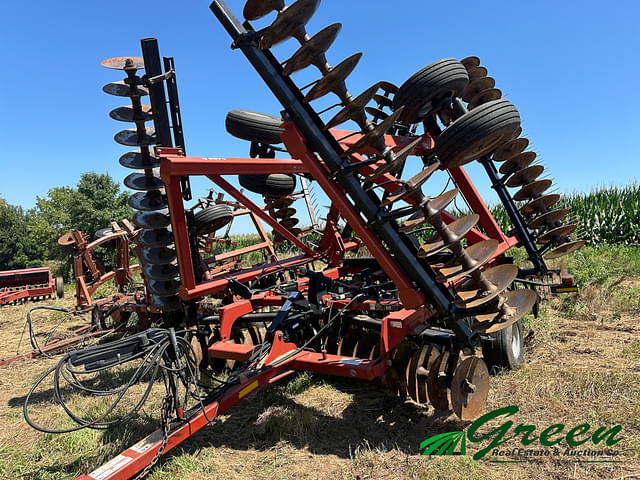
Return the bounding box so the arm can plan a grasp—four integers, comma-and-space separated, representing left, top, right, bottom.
511, 323, 522, 359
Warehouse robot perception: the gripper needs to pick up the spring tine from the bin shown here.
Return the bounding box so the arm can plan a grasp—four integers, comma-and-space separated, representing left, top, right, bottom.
114, 127, 157, 147
513, 179, 553, 201
340, 107, 403, 157
417, 214, 479, 256
493, 137, 529, 162
260, 0, 321, 48
537, 224, 577, 244
325, 84, 379, 129
528, 209, 570, 229
304, 53, 363, 102
499, 151, 536, 175
460, 56, 481, 70
101, 56, 144, 70
282, 23, 342, 76
435, 239, 499, 283
243, 0, 285, 20
103, 81, 149, 98
505, 164, 545, 188
124, 171, 165, 191
365, 138, 424, 180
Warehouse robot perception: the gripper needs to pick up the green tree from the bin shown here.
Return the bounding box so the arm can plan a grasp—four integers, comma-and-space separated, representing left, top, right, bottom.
0, 202, 44, 269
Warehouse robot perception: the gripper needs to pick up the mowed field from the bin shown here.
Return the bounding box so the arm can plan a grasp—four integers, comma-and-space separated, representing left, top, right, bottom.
0, 246, 639, 480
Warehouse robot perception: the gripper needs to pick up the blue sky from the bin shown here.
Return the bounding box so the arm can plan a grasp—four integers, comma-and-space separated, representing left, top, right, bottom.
1, 1, 638, 223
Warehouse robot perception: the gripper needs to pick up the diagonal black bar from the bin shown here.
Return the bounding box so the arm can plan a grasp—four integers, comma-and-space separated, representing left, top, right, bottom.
140, 38, 172, 147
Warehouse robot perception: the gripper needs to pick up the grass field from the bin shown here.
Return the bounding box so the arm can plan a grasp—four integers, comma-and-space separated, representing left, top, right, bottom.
0, 246, 639, 480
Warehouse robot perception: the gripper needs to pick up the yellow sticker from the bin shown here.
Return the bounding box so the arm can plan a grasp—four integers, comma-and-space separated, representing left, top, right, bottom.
238, 380, 259, 399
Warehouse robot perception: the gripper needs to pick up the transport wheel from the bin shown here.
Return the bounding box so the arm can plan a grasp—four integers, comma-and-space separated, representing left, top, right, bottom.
193, 204, 233, 236
225, 109, 284, 145
435, 99, 521, 168
481, 318, 524, 373
55, 276, 64, 299
392, 58, 469, 124
238, 173, 296, 196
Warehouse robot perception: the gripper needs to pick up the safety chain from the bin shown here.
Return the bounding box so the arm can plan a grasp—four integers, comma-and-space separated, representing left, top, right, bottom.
133, 394, 173, 479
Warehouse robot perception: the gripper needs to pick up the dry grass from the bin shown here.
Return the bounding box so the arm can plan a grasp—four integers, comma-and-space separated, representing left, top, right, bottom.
0, 248, 639, 479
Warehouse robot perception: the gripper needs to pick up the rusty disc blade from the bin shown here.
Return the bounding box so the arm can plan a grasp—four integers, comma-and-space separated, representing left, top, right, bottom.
455, 264, 519, 308
436, 239, 499, 283
140, 245, 177, 265
405, 347, 421, 403
473, 289, 537, 333
499, 151, 536, 175
374, 94, 393, 108
513, 179, 553, 202
282, 23, 341, 76
119, 151, 160, 170
102, 81, 148, 98
275, 207, 296, 218
366, 137, 423, 181
132, 210, 171, 230
101, 56, 144, 70
341, 107, 403, 157
279, 216, 299, 228
462, 76, 496, 102
243, 0, 284, 20
406, 344, 438, 404
505, 164, 545, 188
461, 56, 481, 70
545, 240, 585, 259
426, 351, 452, 411
377, 81, 398, 95
305, 53, 363, 102
128, 191, 167, 211
143, 262, 180, 281
417, 214, 479, 257
124, 171, 164, 192
325, 84, 378, 130
493, 137, 529, 162
365, 106, 389, 120
260, 0, 321, 49
403, 188, 458, 231
137, 228, 174, 248
269, 196, 294, 209
337, 328, 362, 356
150, 294, 181, 312
468, 88, 502, 110
380, 166, 435, 208
148, 279, 181, 297
520, 193, 560, 217
528, 209, 570, 230
354, 331, 379, 358
386, 340, 419, 397
451, 357, 490, 420
109, 104, 153, 123
115, 127, 156, 147
467, 66, 488, 82
537, 224, 577, 244
57, 233, 76, 246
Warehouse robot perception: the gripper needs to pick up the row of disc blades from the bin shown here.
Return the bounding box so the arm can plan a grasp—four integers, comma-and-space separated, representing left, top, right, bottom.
459, 57, 585, 260
102, 56, 181, 312
265, 194, 303, 242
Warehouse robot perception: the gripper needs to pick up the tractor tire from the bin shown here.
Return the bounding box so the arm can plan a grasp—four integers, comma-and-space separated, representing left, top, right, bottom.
435, 99, 521, 168
55, 276, 64, 299
393, 58, 469, 124
239, 173, 296, 197
194, 204, 233, 236
225, 109, 284, 145
481, 319, 524, 373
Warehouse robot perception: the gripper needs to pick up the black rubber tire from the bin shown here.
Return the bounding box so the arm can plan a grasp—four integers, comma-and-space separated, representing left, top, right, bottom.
194, 204, 233, 236
55, 276, 64, 299
239, 173, 296, 197
225, 109, 284, 145
435, 99, 521, 168
393, 58, 469, 124
482, 319, 524, 374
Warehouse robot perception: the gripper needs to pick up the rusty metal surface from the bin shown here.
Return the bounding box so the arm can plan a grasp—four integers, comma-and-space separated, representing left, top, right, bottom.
282, 23, 341, 76
451, 356, 489, 420
304, 52, 363, 102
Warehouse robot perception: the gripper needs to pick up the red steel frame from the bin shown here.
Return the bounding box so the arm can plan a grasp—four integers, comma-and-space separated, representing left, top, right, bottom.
76, 122, 525, 480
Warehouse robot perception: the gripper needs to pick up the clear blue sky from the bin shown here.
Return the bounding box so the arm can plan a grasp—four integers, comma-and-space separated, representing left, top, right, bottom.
1, 1, 638, 216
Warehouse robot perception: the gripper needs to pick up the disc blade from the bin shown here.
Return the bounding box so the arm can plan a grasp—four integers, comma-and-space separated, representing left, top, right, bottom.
505, 164, 545, 188
451, 356, 490, 420
461, 56, 481, 70
462, 76, 496, 102
380, 165, 436, 207
282, 23, 342, 76
365, 106, 389, 120
341, 107, 403, 157
468, 88, 502, 110
124, 171, 165, 191
520, 194, 560, 217
537, 224, 577, 244
417, 214, 479, 257
150, 294, 181, 312
101, 56, 144, 70
115, 127, 156, 147
436, 239, 499, 283
454, 264, 518, 308
137, 228, 174, 247
102, 81, 148, 98
275, 207, 296, 218
545, 240, 585, 259
528, 209, 570, 230
268, 196, 294, 209
337, 328, 362, 357
243, 0, 284, 20
513, 179, 553, 201
365, 137, 423, 181
305, 53, 363, 102
493, 137, 529, 162
499, 151, 536, 175
109, 104, 153, 123
467, 66, 487, 82
143, 263, 180, 281
426, 351, 452, 411
400, 188, 458, 231
373, 94, 393, 108
57, 233, 76, 246
472, 289, 537, 333
128, 191, 168, 211
140, 246, 177, 265
147, 279, 181, 297
119, 151, 161, 170
325, 84, 378, 129
132, 210, 171, 230
260, 0, 321, 49
279, 216, 299, 228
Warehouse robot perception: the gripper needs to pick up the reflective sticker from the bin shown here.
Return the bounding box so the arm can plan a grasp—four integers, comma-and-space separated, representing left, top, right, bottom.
238, 380, 259, 399
88, 454, 133, 480
129, 429, 163, 454
390, 321, 403, 328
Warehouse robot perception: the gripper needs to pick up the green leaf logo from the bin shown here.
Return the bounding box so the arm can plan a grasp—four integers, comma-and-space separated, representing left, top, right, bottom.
419, 431, 467, 456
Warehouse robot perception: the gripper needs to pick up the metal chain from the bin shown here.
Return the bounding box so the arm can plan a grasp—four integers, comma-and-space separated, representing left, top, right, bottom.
133, 394, 173, 480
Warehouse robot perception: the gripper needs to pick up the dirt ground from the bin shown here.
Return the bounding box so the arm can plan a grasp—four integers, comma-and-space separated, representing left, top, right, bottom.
0, 260, 639, 480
